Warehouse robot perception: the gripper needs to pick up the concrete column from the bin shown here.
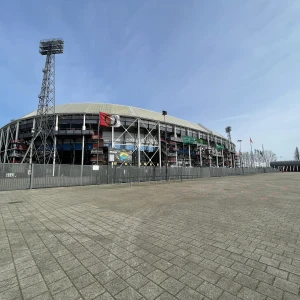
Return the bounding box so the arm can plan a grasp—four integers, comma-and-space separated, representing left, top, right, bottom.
158, 123, 161, 167
81, 114, 86, 167
12, 122, 19, 164
4, 126, 10, 163
207, 135, 211, 167
137, 119, 140, 167
200, 146, 203, 166
53, 115, 59, 174
29, 118, 36, 165
216, 153, 219, 167
188, 144, 191, 167
0, 129, 3, 163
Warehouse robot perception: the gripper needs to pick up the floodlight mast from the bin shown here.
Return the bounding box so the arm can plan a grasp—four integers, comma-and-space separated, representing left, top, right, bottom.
23, 39, 64, 165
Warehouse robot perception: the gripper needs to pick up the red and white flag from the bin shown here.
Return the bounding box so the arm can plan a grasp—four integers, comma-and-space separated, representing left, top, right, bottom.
250, 138, 253, 143
99, 112, 121, 127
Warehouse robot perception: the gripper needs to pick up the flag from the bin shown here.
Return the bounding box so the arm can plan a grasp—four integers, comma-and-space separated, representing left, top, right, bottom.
250, 138, 253, 143
99, 112, 121, 127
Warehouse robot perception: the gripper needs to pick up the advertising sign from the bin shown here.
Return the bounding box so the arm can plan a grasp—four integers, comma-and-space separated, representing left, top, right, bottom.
109, 148, 132, 164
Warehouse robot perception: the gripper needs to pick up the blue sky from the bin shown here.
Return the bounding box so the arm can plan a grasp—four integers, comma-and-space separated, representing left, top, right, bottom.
0, 0, 299, 160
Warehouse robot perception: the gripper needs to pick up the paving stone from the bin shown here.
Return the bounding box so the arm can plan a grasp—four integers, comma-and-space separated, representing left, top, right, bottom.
176, 286, 204, 300
2, 173, 300, 300
153, 259, 173, 271
218, 291, 239, 300
234, 273, 259, 290
179, 272, 203, 289
231, 261, 253, 275
31, 291, 53, 299
73, 272, 96, 290
135, 262, 156, 276
160, 277, 185, 295
215, 265, 238, 280
53, 286, 80, 300
251, 269, 275, 285
237, 287, 267, 300
138, 281, 163, 300
96, 269, 118, 285
165, 265, 187, 279
19, 273, 44, 289
88, 262, 108, 275
116, 265, 137, 279
115, 287, 142, 300
104, 277, 129, 296
266, 265, 288, 279
283, 291, 300, 300
288, 273, 300, 285
22, 281, 48, 300
94, 292, 115, 300
0, 286, 22, 300
197, 281, 223, 299
126, 273, 149, 289
256, 282, 284, 300
273, 277, 300, 295
245, 259, 267, 272
216, 276, 242, 295
48, 277, 73, 295
155, 292, 177, 300
259, 256, 280, 268
147, 269, 169, 284
80, 281, 105, 300
0, 276, 18, 293
183, 262, 204, 275
198, 269, 221, 284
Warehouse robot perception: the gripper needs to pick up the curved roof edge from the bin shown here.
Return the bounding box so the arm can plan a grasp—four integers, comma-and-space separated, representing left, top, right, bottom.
270, 161, 300, 166
17, 102, 227, 139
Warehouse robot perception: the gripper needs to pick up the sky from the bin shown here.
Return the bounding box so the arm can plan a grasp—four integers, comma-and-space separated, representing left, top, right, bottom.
0, 0, 299, 160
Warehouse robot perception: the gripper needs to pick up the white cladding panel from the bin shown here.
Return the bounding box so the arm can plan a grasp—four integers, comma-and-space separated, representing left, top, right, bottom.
102, 131, 157, 145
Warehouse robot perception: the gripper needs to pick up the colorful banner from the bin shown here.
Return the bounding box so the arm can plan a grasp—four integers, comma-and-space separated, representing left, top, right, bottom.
108, 148, 132, 163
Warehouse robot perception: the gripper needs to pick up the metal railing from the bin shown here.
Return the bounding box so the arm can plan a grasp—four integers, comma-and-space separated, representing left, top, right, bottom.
0, 163, 279, 191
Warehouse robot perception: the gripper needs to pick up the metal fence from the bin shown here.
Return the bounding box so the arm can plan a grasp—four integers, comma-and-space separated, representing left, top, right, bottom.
0, 163, 279, 191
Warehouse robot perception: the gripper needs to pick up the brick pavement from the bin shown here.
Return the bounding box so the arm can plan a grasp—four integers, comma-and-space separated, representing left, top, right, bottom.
0, 173, 299, 300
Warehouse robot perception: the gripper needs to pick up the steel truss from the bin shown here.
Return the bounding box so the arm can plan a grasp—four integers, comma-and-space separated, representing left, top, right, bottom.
0, 122, 18, 163
112, 118, 160, 166
22, 39, 63, 165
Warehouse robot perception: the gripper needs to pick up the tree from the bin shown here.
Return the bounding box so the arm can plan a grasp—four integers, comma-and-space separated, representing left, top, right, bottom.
294, 147, 300, 161
264, 150, 277, 167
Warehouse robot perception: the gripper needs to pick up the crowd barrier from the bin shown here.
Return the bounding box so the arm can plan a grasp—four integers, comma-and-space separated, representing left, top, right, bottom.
0, 163, 279, 191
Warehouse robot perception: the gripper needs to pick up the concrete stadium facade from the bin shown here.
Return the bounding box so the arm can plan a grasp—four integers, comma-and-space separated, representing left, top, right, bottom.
0, 103, 237, 167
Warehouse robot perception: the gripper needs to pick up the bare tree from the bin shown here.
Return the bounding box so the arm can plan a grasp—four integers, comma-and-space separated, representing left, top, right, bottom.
294, 147, 299, 161
241, 151, 251, 167
264, 150, 277, 167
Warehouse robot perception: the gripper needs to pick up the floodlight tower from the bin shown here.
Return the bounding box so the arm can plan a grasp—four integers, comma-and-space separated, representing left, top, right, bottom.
31, 38, 64, 164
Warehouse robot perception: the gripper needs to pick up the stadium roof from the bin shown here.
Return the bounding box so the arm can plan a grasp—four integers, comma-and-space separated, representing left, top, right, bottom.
21, 103, 226, 139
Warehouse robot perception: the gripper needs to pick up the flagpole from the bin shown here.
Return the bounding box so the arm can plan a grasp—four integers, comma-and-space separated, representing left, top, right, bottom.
250, 138, 253, 168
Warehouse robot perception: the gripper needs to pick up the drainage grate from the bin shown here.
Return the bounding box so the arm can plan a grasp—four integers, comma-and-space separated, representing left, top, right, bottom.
8, 201, 24, 204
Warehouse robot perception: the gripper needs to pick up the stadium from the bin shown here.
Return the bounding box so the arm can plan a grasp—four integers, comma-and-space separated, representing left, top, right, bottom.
0, 103, 237, 167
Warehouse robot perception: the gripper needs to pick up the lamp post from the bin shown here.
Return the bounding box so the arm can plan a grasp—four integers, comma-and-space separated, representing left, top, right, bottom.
162, 110, 168, 181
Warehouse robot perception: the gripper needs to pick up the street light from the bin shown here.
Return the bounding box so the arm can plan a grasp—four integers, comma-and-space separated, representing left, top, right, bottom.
162, 110, 168, 180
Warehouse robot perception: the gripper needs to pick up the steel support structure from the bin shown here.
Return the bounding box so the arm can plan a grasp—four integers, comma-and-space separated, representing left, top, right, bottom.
23, 38, 64, 165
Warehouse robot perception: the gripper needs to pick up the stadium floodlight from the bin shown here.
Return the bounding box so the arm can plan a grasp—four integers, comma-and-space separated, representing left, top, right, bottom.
22, 38, 64, 166
39, 38, 64, 55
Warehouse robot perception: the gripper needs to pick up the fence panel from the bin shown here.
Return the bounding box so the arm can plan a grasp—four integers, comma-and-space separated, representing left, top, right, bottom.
0, 163, 31, 191
0, 163, 279, 191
